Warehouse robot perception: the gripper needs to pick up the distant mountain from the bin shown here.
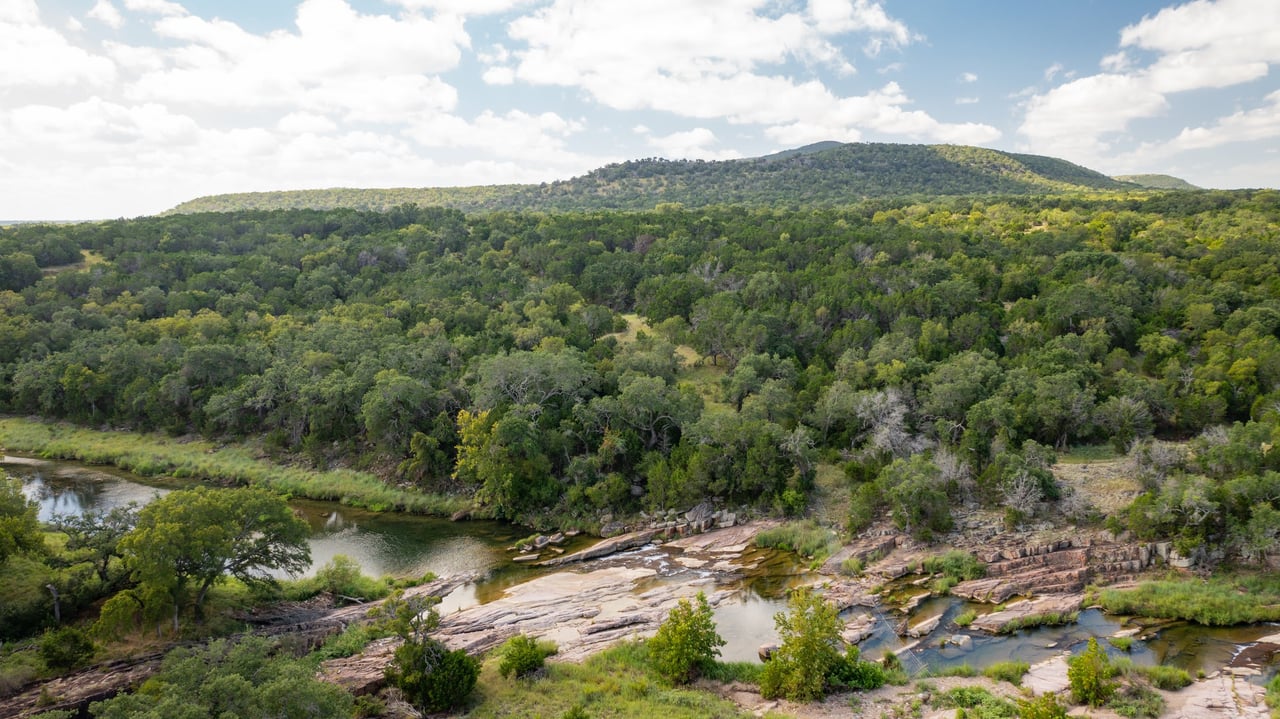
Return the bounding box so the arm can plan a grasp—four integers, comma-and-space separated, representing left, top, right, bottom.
1113, 174, 1200, 190
168, 142, 1136, 215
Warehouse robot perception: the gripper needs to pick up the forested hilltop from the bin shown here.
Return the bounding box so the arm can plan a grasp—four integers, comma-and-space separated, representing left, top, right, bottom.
4, 191, 1280, 562
168, 142, 1135, 215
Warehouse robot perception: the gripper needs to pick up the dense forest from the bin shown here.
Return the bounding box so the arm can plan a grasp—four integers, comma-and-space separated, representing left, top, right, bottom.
3, 190, 1280, 566
168, 142, 1137, 215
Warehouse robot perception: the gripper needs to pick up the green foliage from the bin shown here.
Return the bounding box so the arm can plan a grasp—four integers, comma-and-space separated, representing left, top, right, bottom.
982, 660, 1029, 685
1108, 683, 1165, 719
385, 636, 479, 713
1108, 636, 1133, 651
1067, 638, 1115, 707
759, 588, 845, 701
922, 550, 985, 582
648, 592, 725, 684
286, 555, 390, 602
932, 686, 1018, 718
88, 636, 353, 719
996, 611, 1078, 634
115, 486, 310, 631
0, 474, 43, 565
498, 634, 558, 679
39, 626, 95, 670
1015, 693, 1068, 719
1096, 575, 1280, 625
753, 521, 838, 561
1135, 663, 1192, 690
954, 610, 977, 627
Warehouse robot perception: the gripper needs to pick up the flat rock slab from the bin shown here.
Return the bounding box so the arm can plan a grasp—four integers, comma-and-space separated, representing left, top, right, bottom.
1164, 672, 1269, 718
1022, 653, 1070, 696
970, 593, 1082, 634
536, 529, 658, 567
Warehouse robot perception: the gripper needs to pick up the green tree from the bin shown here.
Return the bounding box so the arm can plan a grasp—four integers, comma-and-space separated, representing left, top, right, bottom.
48, 502, 138, 585
497, 634, 557, 679
648, 591, 725, 684
0, 474, 43, 565
378, 590, 479, 713
118, 487, 310, 631
760, 588, 845, 701
1067, 637, 1115, 706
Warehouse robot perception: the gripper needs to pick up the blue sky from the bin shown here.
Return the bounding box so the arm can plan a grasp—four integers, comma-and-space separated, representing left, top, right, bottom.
2, 0, 1277, 220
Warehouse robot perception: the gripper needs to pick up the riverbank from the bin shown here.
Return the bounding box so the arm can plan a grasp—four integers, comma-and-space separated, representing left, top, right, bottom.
0, 417, 471, 517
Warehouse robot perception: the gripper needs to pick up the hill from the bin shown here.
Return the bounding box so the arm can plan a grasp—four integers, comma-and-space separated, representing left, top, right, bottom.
1113, 173, 1200, 190
168, 142, 1134, 215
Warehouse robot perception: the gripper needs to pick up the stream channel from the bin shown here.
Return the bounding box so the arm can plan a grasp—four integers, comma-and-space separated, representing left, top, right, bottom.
9, 455, 1280, 677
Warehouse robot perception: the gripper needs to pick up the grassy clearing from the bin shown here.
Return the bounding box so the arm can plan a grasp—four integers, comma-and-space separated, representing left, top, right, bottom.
754, 520, 839, 562
466, 641, 754, 719
982, 660, 1030, 686
1094, 574, 1280, 626
0, 418, 470, 516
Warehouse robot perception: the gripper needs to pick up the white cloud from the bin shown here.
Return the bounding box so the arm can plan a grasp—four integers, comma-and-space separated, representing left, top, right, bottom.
505, 0, 994, 145
122, 0, 187, 17
955, 96, 978, 105
0, 5, 116, 88
482, 66, 515, 85
1043, 62, 1063, 82
638, 127, 742, 160
1019, 0, 1280, 170
89, 0, 125, 29
960, 72, 977, 83
386, 0, 536, 15
277, 111, 337, 135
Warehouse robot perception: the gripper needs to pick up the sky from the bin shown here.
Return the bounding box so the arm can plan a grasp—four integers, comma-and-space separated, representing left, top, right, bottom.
2, 0, 1278, 220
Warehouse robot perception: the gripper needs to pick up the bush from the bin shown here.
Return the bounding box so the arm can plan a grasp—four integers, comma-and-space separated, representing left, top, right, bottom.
498, 634, 557, 679
1016, 693, 1068, 719
1109, 683, 1165, 718
921, 550, 985, 582
648, 592, 725, 684
932, 686, 1017, 717
760, 588, 844, 701
1108, 635, 1133, 651
385, 637, 480, 713
982, 660, 1029, 685
829, 647, 886, 691
954, 609, 977, 627
39, 626, 95, 671
1067, 638, 1115, 707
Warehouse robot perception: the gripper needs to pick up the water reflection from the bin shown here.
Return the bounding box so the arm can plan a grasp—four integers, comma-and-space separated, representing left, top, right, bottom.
11, 462, 169, 522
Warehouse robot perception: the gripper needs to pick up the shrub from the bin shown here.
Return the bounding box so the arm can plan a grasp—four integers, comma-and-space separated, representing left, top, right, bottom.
982, 660, 1029, 685
1067, 638, 1115, 707
921, 550, 985, 582
385, 637, 479, 713
498, 634, 557, 679
648, 592, 725, 684
760, 588, 844, 701
829, 647, 886, 691
1016, 693, 1068, 719
39, 626, 95, 671
954, 609, 977, 627
1109, 683, 1165, 718
932, 686, 1018, 717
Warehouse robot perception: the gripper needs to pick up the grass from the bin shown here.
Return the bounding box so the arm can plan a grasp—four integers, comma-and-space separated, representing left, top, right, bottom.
921, 550, 986, 582
953, 609, 977, 627
995, 611, 1078, 635
1108, 635, 1134, 652
982, 660, 1030, 686
0, 417, 471, 517
930, 686, 1018, 718
1058, 443, 1122, 463
1095, 574, 1280, 626
753, 520, 839, 562
465, 641, 753, 718
1110, 658, 1192, 691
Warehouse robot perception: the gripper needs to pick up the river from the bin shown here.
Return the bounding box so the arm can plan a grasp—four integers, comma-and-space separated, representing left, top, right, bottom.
9, 456, 1279, 675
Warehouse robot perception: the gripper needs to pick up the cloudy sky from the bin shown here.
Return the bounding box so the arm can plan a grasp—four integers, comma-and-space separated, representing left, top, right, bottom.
3, 0, 1278, 220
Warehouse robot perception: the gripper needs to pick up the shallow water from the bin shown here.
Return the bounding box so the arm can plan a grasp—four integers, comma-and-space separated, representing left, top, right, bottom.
11, 455, 1279, 672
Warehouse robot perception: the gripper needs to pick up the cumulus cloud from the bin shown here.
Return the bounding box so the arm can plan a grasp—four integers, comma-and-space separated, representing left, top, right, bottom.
503, 0, 995, 145
637, 127, 743, 160
1020, 0, 1280, 168
88, 0, 125, 29
960, 72, 977, 83
0, 2, 116, 88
